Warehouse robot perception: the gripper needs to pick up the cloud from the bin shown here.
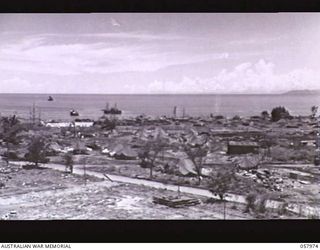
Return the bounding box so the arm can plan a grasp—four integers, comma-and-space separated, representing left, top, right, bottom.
228, 36, 285, 46
34, 31, 184, 41
146, 59, 320, 94
0, 34, 229, 76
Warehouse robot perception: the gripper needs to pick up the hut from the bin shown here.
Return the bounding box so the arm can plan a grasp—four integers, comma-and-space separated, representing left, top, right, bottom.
103, 143, 138, 160
178, 158, 197, 176
114, 145, 138, 160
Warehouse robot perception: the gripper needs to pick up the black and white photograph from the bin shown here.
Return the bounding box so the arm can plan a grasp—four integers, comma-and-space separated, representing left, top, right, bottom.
0, 13, 320, 222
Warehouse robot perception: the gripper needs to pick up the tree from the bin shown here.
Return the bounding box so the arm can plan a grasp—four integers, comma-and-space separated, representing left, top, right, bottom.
0, 115, 23, 165
245, 192, 257, 213
138, 138, 167, 179
63, 153, 74, 173
271, 106, 290, 122
261, 111, 270, 120
209, 166, 238, 219
182, 132, 209, 185
184, 145, 208, 185
260, 135, 278, 158
245, 193, 269, 217
25, 137, 49, 167
311, 106, 318, 119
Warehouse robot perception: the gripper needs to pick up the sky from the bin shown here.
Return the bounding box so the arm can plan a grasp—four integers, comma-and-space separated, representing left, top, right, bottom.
0, 13, 320, 94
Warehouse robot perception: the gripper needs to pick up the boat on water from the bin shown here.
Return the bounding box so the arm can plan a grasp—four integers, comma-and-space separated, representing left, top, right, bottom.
48, 96, 54, 101
102, 103, 122, 115
70, 109, 79, 116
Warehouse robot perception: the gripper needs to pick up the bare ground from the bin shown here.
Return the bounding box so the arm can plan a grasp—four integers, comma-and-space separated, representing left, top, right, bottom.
0, 162, 260, 220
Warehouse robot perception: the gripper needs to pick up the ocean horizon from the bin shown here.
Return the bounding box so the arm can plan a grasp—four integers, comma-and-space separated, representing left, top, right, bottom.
0, 93, 319, 121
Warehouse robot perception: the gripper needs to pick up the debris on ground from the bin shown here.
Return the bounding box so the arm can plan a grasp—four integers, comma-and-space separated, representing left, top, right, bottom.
153, 196, 200, 208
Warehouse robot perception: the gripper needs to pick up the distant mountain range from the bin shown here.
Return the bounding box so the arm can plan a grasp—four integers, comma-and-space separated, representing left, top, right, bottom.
282, 89, 320, 95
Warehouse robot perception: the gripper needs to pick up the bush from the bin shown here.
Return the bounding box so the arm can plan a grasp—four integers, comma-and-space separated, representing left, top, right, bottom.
245, 193, 257, 213
231, 204, 237, 210
278, 202, 288, 215
257, 197, 267, 214
108, 166, 116, 172
232, 115, 241, 121
215, 115, 224, 120
261, 111, 269, 119
271, 106, 290, 122
25, 137, 49, 167
3, 151, 19, 160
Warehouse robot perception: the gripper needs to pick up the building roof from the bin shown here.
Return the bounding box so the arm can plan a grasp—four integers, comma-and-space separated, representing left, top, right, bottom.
178, 158, 197, 176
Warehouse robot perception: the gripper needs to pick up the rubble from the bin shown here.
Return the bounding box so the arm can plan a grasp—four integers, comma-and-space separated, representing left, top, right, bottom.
153, 196, 200, 208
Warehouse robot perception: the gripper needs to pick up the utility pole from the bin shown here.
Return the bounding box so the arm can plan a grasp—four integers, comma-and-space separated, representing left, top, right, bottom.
83, 157, 87, 186
38, 108, 41, 126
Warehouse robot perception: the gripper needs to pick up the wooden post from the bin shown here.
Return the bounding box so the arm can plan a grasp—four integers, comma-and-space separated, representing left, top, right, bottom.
223, 200, 226, 220
32, 102, 36, 125
73, 121, 76, 138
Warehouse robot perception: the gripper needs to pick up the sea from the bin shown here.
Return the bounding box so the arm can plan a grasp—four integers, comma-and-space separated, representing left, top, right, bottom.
0, 93, 319, 122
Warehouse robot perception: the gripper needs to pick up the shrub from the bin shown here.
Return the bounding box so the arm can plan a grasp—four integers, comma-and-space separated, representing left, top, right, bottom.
24, 137, 49, 167
232, 115, 241, 121
271, 106, 290, 122
231, 204, 237, 210
278, 202, 288, 215
3, 151, 19, 160
63, 153, 74, 173
261, 111, 270, 119
257, 196, 267, 214
108, 166, 116, 172
215, 115, 224, 120
245, 193, 257, 213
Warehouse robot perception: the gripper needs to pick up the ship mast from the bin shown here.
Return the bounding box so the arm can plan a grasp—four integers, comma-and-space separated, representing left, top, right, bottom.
173, 106, 177, 118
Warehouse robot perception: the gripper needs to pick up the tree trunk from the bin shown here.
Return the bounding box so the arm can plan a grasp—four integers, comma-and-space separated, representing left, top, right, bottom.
150, 164, 153, 179
5, 142, 9, 166
195, 165, 202, 185
197, 175, 201, 185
